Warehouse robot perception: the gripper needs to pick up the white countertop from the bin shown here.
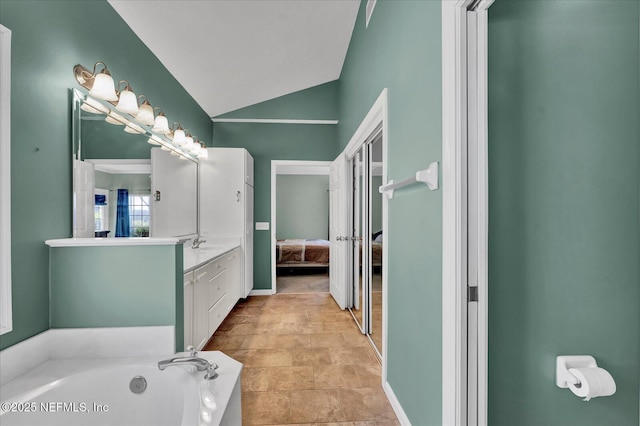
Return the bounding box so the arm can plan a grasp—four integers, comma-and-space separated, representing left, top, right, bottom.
45, 237, 187, 247
182, 239, 241, 272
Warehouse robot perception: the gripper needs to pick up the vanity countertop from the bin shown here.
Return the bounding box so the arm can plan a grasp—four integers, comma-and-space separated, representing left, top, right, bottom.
182, 239, 240, 273
45, 237, 187, 247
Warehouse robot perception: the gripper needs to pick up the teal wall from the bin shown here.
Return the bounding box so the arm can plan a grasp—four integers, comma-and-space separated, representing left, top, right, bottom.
488, 1, 640, 425
276, 175, 330, 240
338, 1, 443, 423
0, 0, 211, 350
213, 82, 340, 290
49, 245, 184, 352
82, 116, 154, 160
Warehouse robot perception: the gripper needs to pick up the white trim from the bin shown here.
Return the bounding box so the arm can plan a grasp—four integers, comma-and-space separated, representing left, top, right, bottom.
270, 160, 332, 295
340, 89, 389, 383
248, 289, 274, 296
383, 381, 411, 426
0, 24, 12, 336
344, 89, 388, 159
442, 1, 472, 425
211, 118, 338, 125
475, 5, 491, 425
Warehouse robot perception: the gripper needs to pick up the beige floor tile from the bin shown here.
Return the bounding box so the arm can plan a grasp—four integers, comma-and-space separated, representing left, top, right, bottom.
310, 333, 347, 348
243, 349, 293, 367
291, 347, 333, 366
329, 346, 378, 366
242, 391, 291, 425
313, 365, 362, 389
267, 366, 315, 391
242, 367, 270, 392
241, 334, 279, 349
289, 389, 346, 423
338, 388, 397, 422
275, 334, 312, 348
355, 364, 383, 387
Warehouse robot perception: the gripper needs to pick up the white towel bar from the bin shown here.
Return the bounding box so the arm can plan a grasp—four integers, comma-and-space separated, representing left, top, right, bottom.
378, 162, 439, 199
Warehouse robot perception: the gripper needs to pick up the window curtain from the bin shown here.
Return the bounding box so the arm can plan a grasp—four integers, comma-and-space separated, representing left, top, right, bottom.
115, 189, 130, 237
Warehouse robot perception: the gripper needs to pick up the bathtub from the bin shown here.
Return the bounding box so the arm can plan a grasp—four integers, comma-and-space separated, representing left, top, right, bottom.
0, 351, 242, 426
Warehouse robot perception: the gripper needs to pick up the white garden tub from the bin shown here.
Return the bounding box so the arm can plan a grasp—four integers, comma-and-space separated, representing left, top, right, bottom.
0, 351, 242, 426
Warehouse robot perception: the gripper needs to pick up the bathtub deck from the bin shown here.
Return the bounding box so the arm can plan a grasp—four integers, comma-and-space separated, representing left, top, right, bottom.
204, 292, 399, 425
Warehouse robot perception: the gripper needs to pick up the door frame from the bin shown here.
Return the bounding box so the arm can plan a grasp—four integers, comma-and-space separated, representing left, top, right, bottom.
442, 1, 492, 425
270, 160, 332, 294
342, 88, 389, 382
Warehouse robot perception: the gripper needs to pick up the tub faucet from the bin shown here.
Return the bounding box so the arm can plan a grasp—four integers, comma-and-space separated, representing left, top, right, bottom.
158, 356, 219, 380
191, 237, 206, 249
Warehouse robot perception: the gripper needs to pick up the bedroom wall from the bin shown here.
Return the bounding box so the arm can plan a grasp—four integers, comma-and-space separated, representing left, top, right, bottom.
212, 82, 339, 291
488, 1, 640, 425
276, 175, 330, 240
337, 1, 442, 423
0, 0, 212, 350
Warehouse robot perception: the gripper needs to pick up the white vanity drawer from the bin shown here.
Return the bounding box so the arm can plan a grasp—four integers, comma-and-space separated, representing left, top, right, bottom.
208, 293, 228, 334
208, 269, 227, 309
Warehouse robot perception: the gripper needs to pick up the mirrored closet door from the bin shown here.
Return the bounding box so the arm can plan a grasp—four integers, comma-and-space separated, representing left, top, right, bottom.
347, 128, 383, 359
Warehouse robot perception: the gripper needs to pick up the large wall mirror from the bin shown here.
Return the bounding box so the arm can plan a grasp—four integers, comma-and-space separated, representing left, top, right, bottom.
72, 89, 198, 239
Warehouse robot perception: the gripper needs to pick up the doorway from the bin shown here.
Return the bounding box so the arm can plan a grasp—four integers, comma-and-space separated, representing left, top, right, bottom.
270, 160, 332, 294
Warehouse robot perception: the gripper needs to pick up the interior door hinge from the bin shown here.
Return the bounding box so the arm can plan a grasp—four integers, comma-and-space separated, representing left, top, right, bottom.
468, 286, 478, 302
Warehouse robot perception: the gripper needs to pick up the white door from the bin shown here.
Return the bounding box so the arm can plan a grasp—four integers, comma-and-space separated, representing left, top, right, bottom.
73, 159, 95, 238
329, 153, 348, 309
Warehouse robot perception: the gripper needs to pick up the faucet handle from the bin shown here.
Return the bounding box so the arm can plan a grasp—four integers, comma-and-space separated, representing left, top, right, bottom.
186, 345, 197, 357
205, 361, 219, 380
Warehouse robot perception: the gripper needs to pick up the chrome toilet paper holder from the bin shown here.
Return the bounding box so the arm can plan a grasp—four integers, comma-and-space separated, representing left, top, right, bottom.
556, 355, 597, 388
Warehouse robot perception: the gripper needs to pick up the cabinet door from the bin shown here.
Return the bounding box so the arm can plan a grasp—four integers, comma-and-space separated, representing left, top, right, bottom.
193, 267, 210, 349
183, 271, 194, 349
244, 151, 254, 186
208, 269, 227, 312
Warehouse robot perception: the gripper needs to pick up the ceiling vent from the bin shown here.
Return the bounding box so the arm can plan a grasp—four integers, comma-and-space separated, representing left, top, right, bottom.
366, 0, 377, 28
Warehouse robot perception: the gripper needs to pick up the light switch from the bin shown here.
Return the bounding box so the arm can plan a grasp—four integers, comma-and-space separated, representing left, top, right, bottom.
255, 222, 270, 231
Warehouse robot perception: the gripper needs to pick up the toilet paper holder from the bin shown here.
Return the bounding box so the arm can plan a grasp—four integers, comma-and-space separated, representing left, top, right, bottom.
556, 355, 597, 388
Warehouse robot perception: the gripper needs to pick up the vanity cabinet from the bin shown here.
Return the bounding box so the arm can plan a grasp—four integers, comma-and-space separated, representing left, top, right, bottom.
183, 271, 194, 349
185, 247, 241, 350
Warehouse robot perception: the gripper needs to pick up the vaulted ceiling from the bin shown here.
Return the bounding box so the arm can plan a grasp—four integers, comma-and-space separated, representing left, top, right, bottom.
108, 0, 360, 118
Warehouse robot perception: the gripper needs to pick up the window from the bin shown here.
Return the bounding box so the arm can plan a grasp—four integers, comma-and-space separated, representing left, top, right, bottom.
94, 189, 109, 232
129, 194, 150, 237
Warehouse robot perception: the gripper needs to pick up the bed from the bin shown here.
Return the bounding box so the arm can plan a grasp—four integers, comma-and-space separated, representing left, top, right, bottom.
275, 238, 383, 268
276, 239, 330, 267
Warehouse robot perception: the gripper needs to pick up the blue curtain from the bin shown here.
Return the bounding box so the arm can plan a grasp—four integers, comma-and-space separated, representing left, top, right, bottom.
115, 189, 130, 237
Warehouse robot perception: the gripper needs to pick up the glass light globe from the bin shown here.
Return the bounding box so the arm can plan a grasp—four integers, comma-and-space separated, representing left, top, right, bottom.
90, 72, 118, 102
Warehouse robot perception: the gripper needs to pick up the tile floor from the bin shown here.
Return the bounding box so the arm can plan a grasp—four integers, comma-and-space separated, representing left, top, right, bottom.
204, 293, 399, 425
276, 272, 330, 294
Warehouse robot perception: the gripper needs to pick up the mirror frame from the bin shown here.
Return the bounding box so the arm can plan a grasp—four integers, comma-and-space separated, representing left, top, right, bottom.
0, 24, 12, 335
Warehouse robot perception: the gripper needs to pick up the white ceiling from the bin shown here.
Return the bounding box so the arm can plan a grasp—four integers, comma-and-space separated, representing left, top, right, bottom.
108, 0, 359, 118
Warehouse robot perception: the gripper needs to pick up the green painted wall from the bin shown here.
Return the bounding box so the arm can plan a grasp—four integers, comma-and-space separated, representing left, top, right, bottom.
276, 175, 330, 240
213, 123, 337, 290
338, 1, 442, 423
0, 0, 211, 350
212, 82, 339, 290
82, 116, 153, 160
50, 244, 184, 352
488, 1, 640, 425
216, 80, 339, 121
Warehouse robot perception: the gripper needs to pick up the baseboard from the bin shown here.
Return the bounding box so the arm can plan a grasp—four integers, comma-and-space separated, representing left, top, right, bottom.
248, 289, 274, 296
383, 381, 411, 425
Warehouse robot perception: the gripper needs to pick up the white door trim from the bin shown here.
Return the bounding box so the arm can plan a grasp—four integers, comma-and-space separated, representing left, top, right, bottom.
340, 88, 389, 383
0, 24, 12, 336
270, 160, 332, 294
442, 1, 492, 425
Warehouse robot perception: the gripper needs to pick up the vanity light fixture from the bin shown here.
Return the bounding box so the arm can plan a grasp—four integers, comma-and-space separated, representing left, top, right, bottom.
152, 108, 170, 134
198, 141, 209, 159
184, 132, 194, 149
124, 123, 145, 134
115, 81, 139, 115
171, 122, 186, 146
105, 111, 126, 125
147, 135, 162, 146
80, 97, 109, 115
73, 62, 118, 102
135, 95, 155, 126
